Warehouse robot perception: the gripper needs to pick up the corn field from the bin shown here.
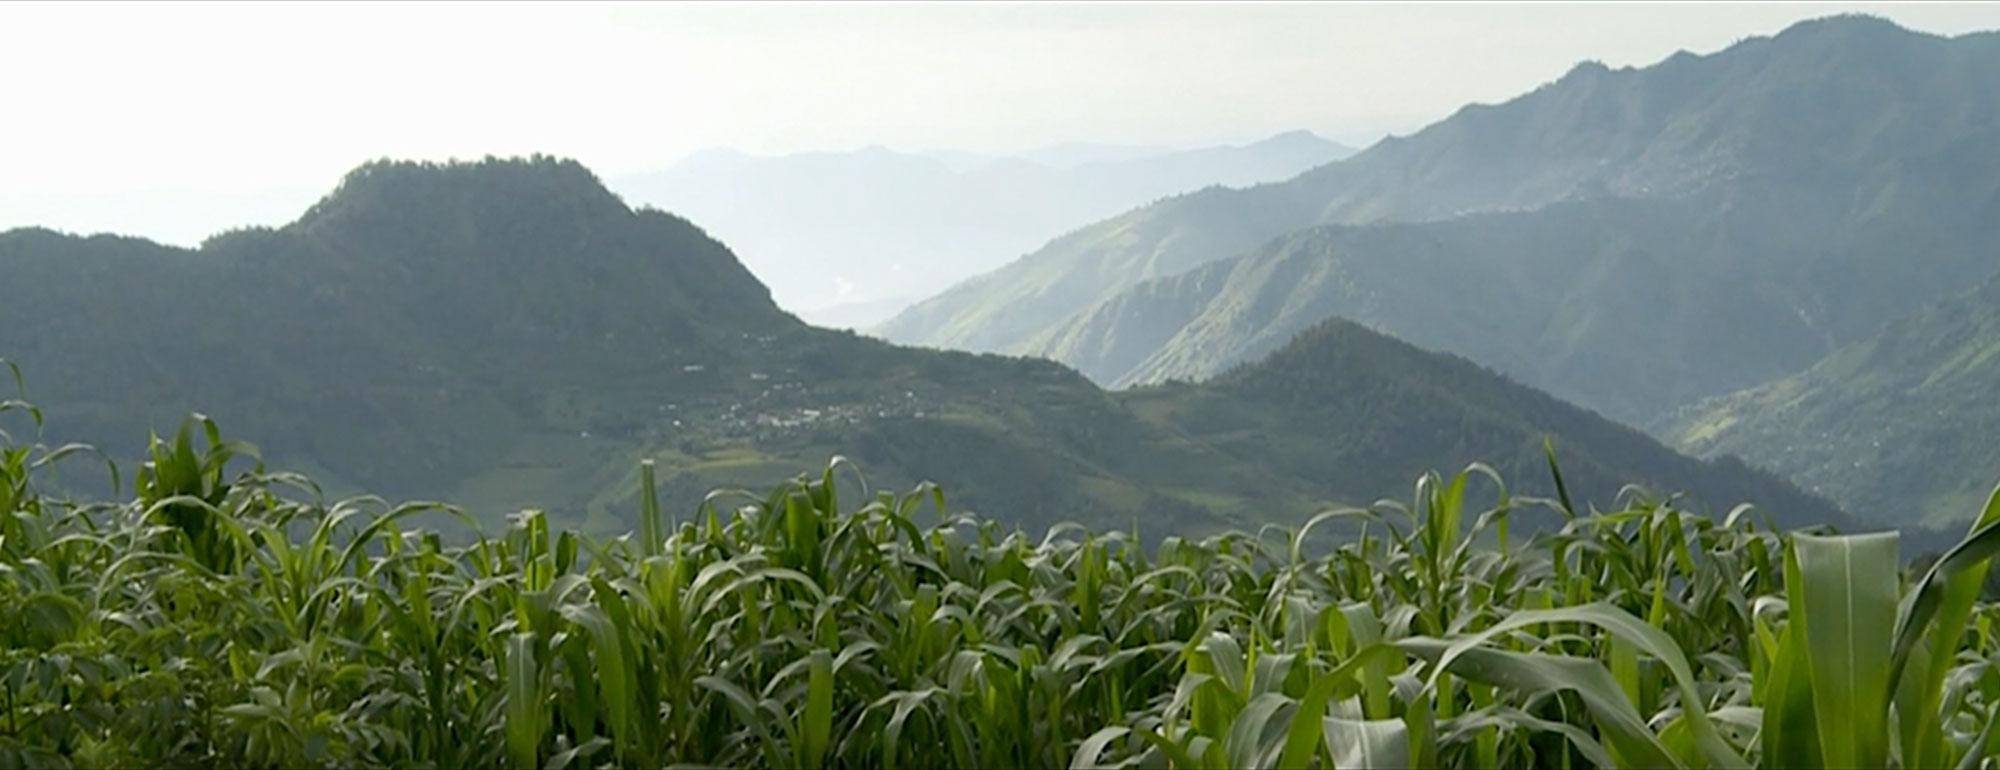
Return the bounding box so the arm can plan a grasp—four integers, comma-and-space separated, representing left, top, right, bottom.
3, 395, 2000, 767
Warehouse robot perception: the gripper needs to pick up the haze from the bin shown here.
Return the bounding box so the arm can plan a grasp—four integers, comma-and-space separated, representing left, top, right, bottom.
4, 2, 1997, 259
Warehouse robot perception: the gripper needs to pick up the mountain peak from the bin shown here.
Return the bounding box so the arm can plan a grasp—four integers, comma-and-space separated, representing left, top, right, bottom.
1732, 14, 1941, 63
1219, 317, 1433, 386
1773, 13, 1919, 42
1249, 130, 1342, 152
299, 155, 631, 230
255, 155, 793, 345
1558, 59, 1617, 83
1193, 317, 1858, 532
1259, 129, 1323, 143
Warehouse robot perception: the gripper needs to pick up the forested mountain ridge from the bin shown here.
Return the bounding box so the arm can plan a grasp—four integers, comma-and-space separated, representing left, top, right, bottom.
3, 158, 788, 510
1130, 319, 1859, 536
0, 158, 1257, 534
882, 16, 2000, 428
1, 157, 1861, 535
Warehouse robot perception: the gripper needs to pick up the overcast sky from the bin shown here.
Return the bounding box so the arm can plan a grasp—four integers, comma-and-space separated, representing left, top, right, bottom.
4, 1, 1999, 245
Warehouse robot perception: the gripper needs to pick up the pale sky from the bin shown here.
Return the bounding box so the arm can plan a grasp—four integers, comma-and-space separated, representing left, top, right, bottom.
4, 1, 1999, 246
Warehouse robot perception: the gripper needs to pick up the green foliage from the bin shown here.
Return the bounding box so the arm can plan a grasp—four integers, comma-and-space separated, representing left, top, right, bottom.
3, 405, 1998, 768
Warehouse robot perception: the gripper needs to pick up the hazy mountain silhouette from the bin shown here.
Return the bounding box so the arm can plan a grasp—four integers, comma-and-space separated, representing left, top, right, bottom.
883, 17, 2000, 430
613, 132, 1353, 327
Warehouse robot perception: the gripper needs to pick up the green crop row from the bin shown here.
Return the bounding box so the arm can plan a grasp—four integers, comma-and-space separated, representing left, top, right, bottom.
1, 386, 1997, 767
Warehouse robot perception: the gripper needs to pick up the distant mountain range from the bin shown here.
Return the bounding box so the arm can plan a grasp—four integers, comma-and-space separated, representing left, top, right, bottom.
870, 16, 2000, 530
611, 131, 1353, 327
880, 17, 2000, 432
0, 157, 1845, 538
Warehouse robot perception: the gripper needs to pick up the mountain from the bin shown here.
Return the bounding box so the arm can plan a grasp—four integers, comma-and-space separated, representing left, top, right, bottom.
880, 16, 2000, 425
1667, 269, 2000, 529
1132, 319, 1858, 536
0, 157, 1853, 538
1024, 159, 2000, 425
610, 132, 1352, 322
0, 157, 1252, 534
2, 157, 788, 513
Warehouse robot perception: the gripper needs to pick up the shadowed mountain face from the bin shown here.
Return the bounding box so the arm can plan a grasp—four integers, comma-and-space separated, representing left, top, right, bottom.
1127, 319, 1860, 536
880, 17, 2000, 427
612, 131, 1353, 327
0, 157, 1854, 536
1, 158, 793, 508
1669, 269, 2000, 529
1022, 157, 2000, 426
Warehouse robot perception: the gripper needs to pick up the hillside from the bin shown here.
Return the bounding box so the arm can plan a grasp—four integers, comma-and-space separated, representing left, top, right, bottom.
0, 157, 1855, 537
1025, 156, 2000, 424
881, 16, 2000, 424
1130, 319, 1856, 534
1668, 270, 2000, 528
0, 158, 1253, 535
612, 131, 1351, 327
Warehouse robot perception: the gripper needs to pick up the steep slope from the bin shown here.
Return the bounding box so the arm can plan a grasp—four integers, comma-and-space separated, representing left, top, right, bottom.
0, 157, 1260, 535
1128, 319, 1858, 534
2, 158, 791, 508
1029, 141, 2000, 424
1, 157, 1862, 538
612, 132, 1351, 325
883, 16, 2000, 422
1668, 270, 2000, 528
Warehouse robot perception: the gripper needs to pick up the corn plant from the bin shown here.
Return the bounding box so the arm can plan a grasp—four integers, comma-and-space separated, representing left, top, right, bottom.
0, 393, 1997, 768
